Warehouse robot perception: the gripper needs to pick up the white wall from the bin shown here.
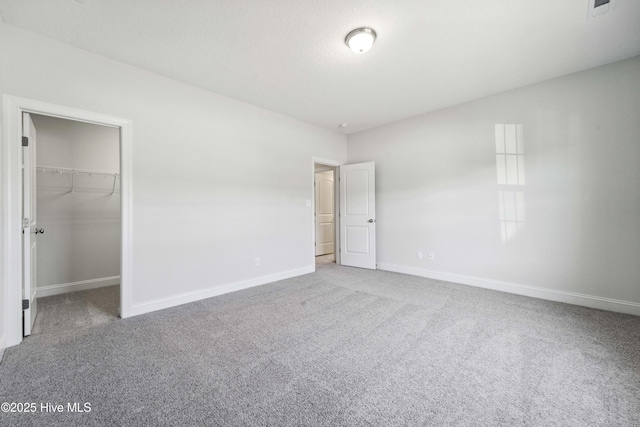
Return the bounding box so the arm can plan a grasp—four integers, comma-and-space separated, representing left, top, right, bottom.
348, 56, 640, 313
0, 23, 347, 317
32, 115, 120, 294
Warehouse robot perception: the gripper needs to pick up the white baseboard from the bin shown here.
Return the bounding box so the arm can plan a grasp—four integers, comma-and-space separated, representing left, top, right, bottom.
37, 276, 120, 298
377, 263, 640, 317
131, 266, 314, 317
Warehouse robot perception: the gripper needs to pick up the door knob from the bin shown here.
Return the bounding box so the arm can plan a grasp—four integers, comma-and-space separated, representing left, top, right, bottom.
34, 228, 44, 234
368, 219, 375, 223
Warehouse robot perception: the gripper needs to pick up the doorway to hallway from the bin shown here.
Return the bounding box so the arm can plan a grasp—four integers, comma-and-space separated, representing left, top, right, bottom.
314, 164, 336, 266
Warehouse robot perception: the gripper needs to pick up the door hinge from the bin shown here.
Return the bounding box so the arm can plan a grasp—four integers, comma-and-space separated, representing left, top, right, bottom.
22, 218, 29, 228
22, 299, 29, 310
22, 137, 29, 147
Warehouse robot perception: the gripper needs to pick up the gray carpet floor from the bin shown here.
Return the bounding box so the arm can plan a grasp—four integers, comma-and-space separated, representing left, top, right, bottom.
1, 263, 639, 426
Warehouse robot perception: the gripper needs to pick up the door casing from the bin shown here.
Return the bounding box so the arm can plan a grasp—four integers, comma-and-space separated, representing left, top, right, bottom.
312, 158, 342, 270
2, 95, 133, 348
314, 169, 335, 256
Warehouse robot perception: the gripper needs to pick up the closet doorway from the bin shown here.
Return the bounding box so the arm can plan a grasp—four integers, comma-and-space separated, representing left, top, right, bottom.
314, 163, 337, 266
26, 114, 121, 337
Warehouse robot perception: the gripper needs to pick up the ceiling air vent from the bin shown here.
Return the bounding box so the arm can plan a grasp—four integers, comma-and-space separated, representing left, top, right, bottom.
587, 0, 616, 20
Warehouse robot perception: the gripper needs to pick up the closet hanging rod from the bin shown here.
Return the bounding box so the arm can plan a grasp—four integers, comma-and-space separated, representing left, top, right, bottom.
36, 165, 118, 178
36, 165, 120, 195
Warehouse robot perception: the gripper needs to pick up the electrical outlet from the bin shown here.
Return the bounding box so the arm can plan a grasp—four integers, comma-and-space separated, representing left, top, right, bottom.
416, 251, 423, 260
428, 252, 435, 261
255, 257, 260, 266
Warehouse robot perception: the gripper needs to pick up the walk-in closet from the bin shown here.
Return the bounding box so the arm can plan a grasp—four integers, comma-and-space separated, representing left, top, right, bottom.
29, 114, 121, 335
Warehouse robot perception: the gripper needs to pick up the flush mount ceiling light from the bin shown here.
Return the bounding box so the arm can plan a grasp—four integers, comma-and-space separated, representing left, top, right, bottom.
345, 27, 377, 54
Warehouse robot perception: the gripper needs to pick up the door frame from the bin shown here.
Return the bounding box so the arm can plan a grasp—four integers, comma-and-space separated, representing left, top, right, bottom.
314, 168, 336, 257
2, 95, 133, 348
311, 157, 342, 270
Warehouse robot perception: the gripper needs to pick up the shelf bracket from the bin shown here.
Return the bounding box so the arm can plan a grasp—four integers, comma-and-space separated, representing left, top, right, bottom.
111, 173, 118, 195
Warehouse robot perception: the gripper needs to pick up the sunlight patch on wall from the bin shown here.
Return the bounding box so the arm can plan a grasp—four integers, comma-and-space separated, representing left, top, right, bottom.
498, 190, 526, 243
495, 124, 525, 185
495, 124, 526, 243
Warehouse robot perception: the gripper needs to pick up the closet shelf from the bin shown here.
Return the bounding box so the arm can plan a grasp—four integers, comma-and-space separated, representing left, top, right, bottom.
36, 165, 120, 194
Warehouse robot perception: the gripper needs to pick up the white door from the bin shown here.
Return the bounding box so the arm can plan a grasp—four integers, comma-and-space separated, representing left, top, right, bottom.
315, 170, 335, 256
340, 162, 376, 269
22, 113, 38, 336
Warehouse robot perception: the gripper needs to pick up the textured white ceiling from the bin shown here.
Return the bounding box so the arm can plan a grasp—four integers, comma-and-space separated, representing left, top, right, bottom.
1, 0, 639, 134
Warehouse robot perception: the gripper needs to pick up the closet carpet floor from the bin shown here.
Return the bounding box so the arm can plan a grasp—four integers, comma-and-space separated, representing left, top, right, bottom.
31, 285, 120, 337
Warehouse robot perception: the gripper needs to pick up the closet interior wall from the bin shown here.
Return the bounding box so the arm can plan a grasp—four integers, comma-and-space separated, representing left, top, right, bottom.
33, 114, 120, 297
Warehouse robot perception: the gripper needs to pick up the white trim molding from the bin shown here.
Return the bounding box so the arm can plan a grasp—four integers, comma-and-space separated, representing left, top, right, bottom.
2, 95, 133, 348
131, 266, 314, 317
378, 263, 640, 317
36, 276, 121, 298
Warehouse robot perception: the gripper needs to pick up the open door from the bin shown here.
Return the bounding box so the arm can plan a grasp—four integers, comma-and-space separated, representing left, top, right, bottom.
22, 112, 38, 336
315, 170, 335, 256
340, 162, 376, 269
